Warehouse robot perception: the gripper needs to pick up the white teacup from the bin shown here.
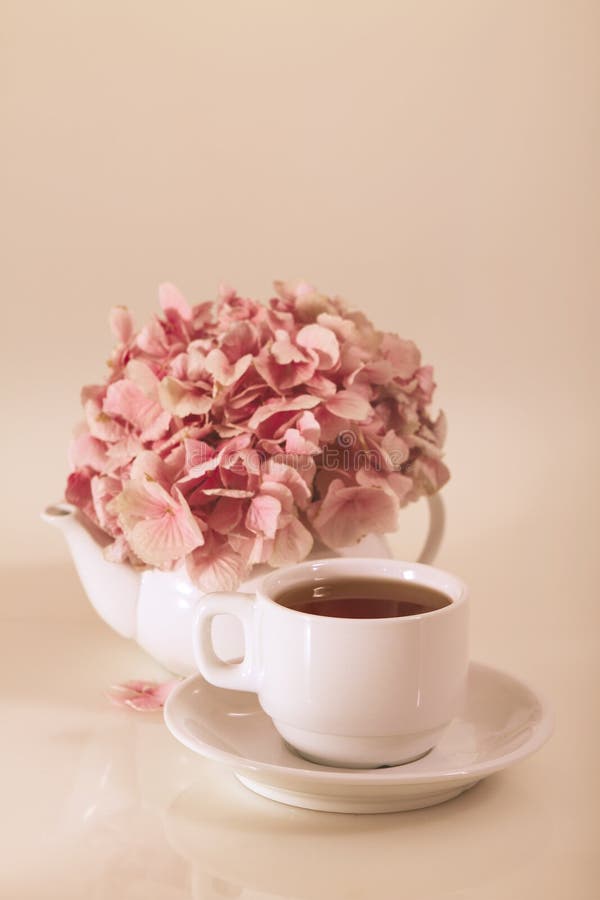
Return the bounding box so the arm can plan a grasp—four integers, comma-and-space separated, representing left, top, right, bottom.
193, 558, 469, 769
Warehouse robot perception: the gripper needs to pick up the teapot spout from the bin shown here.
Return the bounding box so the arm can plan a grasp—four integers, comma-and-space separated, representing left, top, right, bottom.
42, 503, 140, 639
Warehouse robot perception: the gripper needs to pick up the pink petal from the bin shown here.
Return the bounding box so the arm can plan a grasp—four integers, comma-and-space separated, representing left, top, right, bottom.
284, 410, 322, 453
205, 348, 253, 386
270, 451, 317, 489
314, 406, 349, 442
127, 507, 204, 566
296, 323, 340, 369
69, 433, 108, 471
246, 494, 282, 539
191, 300, 215, 330
382, 335, 421, 379
297, 410, 320, 442
387, 473, 414, 503
177, 455, 221, 487
105, 434, 144, 470
217, 288, 261, 322
65, 468, 94, 518
364, 360, 395, 383
313, 463, 355, 507
151, 679, 182, 704
91, 474, 121, 532
159, 283, 192, 321
217, 432, 254, 456
226, 372, 269, 413
407, 431, 444, 459
294, 291, 334, 322
115, 478, 174, 528
214, 423, 246, 438
254, 346, 317, 392
111, 679, 157, 694
106, 678, 181, 710
186, 341, 209, 380
106, 690, 137, 708
109, 306, 134, 344
220, 446, 261, 483
415, 365, 435, 403
432, 410, 447, 447
258, 480, 295, 513
169, 351, 189, 381
116, 482, 204, 566
200, 488, 254, 498
304, 373, 338, 399
106, 680, 149, 706
85, 399, 125, 442
346, 359, 394, 387
271, 330, 309, 365
158, 376, 213, 417
309, 479, 399, 547
247, 395, 320, 430
220, 321, 259, 360
104, 379, 171, 441
381, 430, 410, 467
269, 517, 313, 567
325, 390, 372, 422
249, 534, 273, 566
124, 694, 163, 711
130, 450, 170, 486
184, 439, 217, 471
316, 312, 357, 341
228, 528, 271, 567
206, 497, 243, 534
273, 279, 316, 302
163, 443, 186, 481
339, 343, 367, 379
80, 383, 106, 405
218, 281, 237, 302
136, 316, 169, 356
409, 457, 450, 497
186, 534, 248, 592
140, 411, 172, 443
125, 359, 160, 397
153, 423, 212, 454
283, 427, 320, 455
355, 469, 413, 503
263, 460, 312, 508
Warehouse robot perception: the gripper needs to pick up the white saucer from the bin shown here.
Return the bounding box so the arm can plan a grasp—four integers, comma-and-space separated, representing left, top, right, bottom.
164, 661, 552, 814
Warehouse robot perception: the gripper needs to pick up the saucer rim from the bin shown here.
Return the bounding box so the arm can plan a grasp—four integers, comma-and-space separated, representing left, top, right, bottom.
164, 660, 553, 786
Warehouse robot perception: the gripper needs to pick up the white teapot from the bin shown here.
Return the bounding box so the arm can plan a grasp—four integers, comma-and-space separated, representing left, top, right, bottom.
42, 497, 444, 676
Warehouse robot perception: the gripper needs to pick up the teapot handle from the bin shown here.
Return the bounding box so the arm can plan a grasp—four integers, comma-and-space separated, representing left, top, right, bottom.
417, 494, 446, 565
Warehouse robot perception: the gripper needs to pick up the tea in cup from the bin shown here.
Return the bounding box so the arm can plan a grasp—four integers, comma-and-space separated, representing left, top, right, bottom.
193, 557, 468, 769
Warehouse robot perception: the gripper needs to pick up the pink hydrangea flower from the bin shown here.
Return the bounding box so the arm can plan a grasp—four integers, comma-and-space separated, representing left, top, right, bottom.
66, 281, 449, 590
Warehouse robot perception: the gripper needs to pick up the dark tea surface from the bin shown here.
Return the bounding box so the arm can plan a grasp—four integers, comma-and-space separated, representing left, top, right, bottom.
275, 577, 452, 619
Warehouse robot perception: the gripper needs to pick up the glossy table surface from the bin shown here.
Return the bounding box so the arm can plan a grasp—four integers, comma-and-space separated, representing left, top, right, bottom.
1, 553, 597, 900
3, 0, 599, 895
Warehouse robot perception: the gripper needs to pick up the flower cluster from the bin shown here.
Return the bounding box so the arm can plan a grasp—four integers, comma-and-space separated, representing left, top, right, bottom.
66, 281, 449, 590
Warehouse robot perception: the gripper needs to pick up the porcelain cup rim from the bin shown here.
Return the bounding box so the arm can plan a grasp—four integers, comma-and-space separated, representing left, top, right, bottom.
256, 556, 468, 624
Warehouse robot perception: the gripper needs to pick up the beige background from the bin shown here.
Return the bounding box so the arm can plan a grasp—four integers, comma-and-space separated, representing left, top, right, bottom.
2, 1, 599, 897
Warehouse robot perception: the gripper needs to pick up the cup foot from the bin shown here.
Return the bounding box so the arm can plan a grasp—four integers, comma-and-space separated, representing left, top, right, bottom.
273, 721, 448, 769
289, 743, 434, 769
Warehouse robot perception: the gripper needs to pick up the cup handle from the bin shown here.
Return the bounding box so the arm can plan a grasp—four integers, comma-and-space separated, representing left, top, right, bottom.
417, 494, 446, 565
192, 592, 260, 693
